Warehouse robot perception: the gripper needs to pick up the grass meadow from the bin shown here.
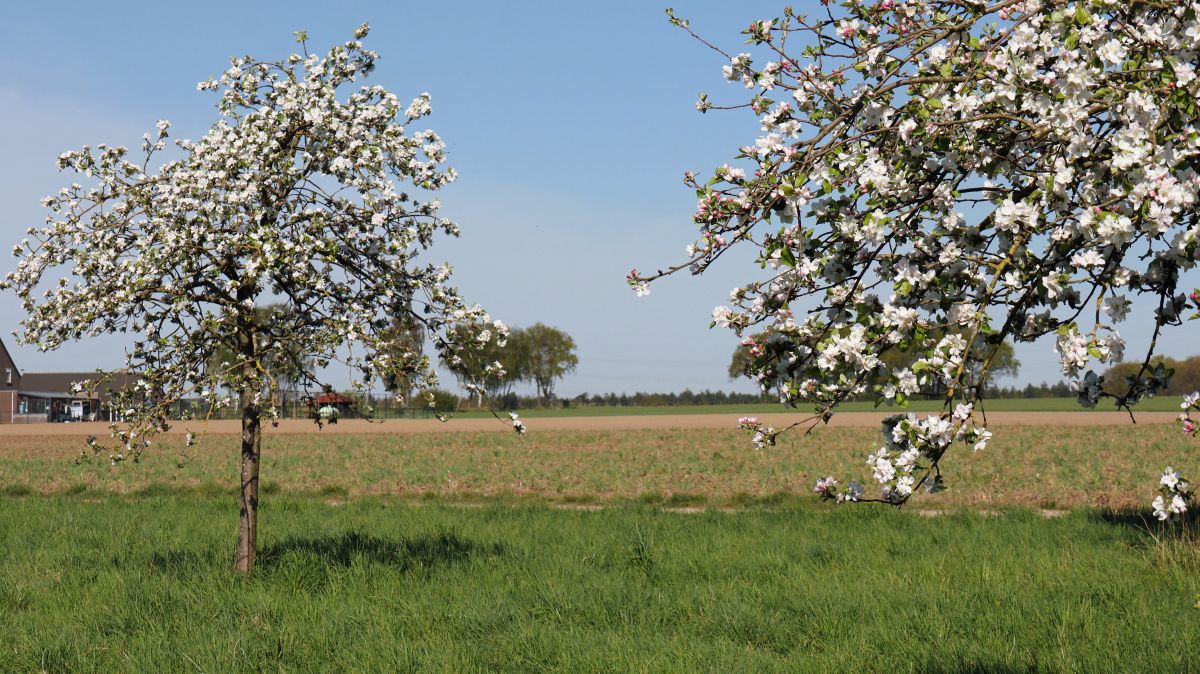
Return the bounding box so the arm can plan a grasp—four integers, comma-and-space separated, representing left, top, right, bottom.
2, 496, 1199, 672
2, 421, 1199, 671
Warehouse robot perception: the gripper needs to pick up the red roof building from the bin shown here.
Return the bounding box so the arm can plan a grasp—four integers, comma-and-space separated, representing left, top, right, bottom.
313, 392, 355, 406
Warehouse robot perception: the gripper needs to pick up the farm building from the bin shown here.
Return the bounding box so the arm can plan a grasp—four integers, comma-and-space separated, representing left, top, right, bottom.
313, 391, 355, 416
0, 336, 139, 424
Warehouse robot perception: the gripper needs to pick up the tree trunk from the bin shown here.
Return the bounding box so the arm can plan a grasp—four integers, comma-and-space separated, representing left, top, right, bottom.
234, 314, 261, 574
235, 395, 262, 573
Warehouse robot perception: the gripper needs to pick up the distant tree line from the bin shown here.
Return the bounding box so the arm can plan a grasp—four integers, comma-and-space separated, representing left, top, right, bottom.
560, 384, 1081, 407
474, 383, 1090, 409
986, 382, 1077, 399
566, 390, 773, 408
1101, 355, 1200, 398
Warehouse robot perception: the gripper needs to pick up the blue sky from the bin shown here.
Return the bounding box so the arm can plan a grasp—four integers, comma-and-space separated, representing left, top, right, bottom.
0, 1, 1195, 397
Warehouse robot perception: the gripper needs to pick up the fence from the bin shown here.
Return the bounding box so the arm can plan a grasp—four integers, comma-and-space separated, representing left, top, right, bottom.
161, 396, 447, 422
0, 396, 448, 425
0, 412, 53, 424
0, 407, 129, 425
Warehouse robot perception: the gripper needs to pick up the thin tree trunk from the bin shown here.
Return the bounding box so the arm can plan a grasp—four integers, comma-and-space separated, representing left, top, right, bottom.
235, 395, 261, 573
234, 317, 261, 574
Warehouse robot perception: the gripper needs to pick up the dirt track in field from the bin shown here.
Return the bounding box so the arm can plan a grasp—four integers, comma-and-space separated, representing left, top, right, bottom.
0, 410, 1180, 438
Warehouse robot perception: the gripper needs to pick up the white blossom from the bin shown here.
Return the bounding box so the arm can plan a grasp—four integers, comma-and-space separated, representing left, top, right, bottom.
2, 27, 504, 463
651, 1, 1200, 507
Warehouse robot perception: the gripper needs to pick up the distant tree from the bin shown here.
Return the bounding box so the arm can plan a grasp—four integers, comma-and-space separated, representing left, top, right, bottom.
207, 303, 313, 398
727, 338, 756, 382
1103, 355, 1200, 398
1174, 357, 1200, 396
519, 323, 578, 405
448, 319, 525, 403
2, 26, 507, 573
381, 306, 427, 405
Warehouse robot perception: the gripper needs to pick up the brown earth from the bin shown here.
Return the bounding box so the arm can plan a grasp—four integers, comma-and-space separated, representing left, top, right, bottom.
0, 410, 1180, 438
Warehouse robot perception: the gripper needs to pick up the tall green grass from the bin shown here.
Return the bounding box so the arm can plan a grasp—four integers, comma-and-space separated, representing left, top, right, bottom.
1, 494, 1196, 672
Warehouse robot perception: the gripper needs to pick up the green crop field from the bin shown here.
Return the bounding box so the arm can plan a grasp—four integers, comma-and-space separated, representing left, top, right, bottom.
1, 496, 1197, 672
2, 421, 1198, 672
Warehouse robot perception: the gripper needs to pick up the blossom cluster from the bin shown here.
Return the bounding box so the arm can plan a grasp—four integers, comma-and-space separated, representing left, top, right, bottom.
626, 269, 650, 297
652, 3, 1200, 504
508, 411, 526, 435
1152, 466, 1193, 521
2, 26, 509, 461
814, 475, 864, 504
1146, 291, 1199, 518
737, 415, 776, 449
815, 406, 988, 505
1152, 391, 1199, 520
1183, 391, 1200, 438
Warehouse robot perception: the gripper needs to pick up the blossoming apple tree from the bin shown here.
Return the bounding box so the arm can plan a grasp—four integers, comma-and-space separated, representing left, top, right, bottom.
2, 25, 510, 572
636, 2, 1200, 510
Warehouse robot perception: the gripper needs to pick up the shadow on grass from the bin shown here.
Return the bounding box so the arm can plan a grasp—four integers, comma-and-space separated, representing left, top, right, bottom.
258, 529, 505, 572
1092, 508, 1200, 571
149, 548, 224, 573
1093, 507, 1200, 540
149, 530, 505, 578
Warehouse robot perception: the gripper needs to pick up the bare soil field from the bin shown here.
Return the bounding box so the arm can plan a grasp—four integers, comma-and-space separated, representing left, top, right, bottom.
0, 409, 1181, 437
